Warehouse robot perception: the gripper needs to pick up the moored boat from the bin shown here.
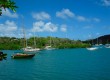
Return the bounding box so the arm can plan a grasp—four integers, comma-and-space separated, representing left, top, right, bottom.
11, 53, 35, 59
0, 51, 7, 61
86, 47, 98, 50
22, 46, 40, 52
105, 44, 110, 48
44, 46, 55, 50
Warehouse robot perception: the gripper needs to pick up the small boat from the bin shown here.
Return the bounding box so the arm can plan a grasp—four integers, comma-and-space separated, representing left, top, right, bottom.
86, 47, 98, 50
0, 51, 7, 61
105, 44, 110, 48
11, 53, 35, 59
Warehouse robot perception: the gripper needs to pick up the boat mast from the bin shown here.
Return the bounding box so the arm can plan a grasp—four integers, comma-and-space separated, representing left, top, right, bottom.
34, 32, 36, 48
97, 37, 98, 45
22, 17, 26, 48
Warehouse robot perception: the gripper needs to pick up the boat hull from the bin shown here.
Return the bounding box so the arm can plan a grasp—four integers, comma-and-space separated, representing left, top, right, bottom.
11, 53, 35, 59
87, 47, 98, 50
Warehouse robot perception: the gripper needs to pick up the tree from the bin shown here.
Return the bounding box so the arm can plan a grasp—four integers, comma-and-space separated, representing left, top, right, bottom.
0, 0, 17, 16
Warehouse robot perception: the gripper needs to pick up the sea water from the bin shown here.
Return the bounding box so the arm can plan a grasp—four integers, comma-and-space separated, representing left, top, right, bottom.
0, 48, 110, 80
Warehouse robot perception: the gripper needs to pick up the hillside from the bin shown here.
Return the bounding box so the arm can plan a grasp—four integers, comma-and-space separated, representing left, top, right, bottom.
84, 34, 110, 45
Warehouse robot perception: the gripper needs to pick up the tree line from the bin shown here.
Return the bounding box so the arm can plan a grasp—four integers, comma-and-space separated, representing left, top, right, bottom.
0, 36, 91, 50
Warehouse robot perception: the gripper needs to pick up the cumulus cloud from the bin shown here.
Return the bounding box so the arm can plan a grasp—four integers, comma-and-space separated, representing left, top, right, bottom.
32, 21, 45, 32
44, 22, 58, 32
31, 21, 58, 32
0, 20, 18, 37
60, 24, 67, 32
96, 32, 100, 35
32, 12, 51, 20
93, 18, 100, 22
77, 16, 86, 22
0, 20, 17, 32
102, 0, 110, 6
56, 8, 101, 23
88, 34, 92, 38
84, 26, 92, 29
56, 9, 75, 19
2, 9, 18, 18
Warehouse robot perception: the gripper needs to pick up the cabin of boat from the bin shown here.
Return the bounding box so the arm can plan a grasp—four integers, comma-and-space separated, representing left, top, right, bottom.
44, 46, 55, 50
22, 46, 40, 52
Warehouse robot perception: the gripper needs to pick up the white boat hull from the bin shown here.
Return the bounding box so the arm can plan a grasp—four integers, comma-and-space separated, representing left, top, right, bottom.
87, 47, 98, 50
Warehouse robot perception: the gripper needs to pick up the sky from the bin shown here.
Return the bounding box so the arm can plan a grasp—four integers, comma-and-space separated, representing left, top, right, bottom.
0, 0, 110, 40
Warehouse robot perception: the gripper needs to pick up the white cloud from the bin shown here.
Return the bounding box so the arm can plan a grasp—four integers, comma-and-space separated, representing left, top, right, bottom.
77, 16, 86, 22
102, 0, 110, 6
0, 20, 17, 32
84, 26, 92, 29
88, 34, 92, 38
96, 32, 100, 35
32, 21, 45, 32
60, 24, 67, 32
0, 20, 18, 37
93, 18, 100, 22
56, 8, 101, 23
31, 21, 58, 32
44, 22, 58, 32
32, 12, 51, 20
2, 9, 18, 18
76, 16, 101, 22
56, 9, 75, 19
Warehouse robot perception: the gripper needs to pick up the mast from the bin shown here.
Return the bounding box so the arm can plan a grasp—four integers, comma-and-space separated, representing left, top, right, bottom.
34, 32, 36, 48
22, 16, 26, 48
97, 37, 98, 45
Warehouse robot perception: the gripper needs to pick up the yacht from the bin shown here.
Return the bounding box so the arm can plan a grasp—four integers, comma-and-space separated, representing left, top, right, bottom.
23, 46, 40, 52
86, 47, 98, 50
105, 44, 110, 48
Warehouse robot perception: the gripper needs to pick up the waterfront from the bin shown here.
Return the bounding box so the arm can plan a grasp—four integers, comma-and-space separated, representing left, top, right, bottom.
0, 48, 110, 80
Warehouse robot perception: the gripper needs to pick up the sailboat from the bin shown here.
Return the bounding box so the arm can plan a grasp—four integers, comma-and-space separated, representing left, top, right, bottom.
23, 46, 40, 52
44, 36, 55, 50
23, 28, 40, 52
11, 22, 35, 59
23, 36, 40, 53
105, 39, 110, 48
11, 53, 35, 59
86, 38, 98, 51
105, 44, 110, 48
86, 47, 98, 50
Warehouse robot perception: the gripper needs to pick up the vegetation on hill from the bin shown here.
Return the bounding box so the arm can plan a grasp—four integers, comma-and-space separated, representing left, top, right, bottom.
84, 34, 110, 45
0, 36, 90, 50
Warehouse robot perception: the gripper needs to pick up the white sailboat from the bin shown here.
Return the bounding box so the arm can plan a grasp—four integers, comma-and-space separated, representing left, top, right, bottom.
44, 36, 55, 50
86, 47, 98, 50
22, 25, 40, 52
22, 28, 40, 52
86, 37, 98, 51
23, 46, 40, 52
105, 39, 110, 48
105, 45, 110, 48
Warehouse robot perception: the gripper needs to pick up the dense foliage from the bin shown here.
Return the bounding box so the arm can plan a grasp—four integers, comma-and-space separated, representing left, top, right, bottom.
0, 36, 90, 50
84, 34, 110, 45
0, 0, 17, 16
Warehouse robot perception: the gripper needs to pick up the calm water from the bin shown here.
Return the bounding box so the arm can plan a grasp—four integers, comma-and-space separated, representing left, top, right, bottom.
0, 48, 110, 80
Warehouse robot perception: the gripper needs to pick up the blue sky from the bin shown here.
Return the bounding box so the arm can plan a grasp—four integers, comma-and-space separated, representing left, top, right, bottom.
0, 0, 110, 40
